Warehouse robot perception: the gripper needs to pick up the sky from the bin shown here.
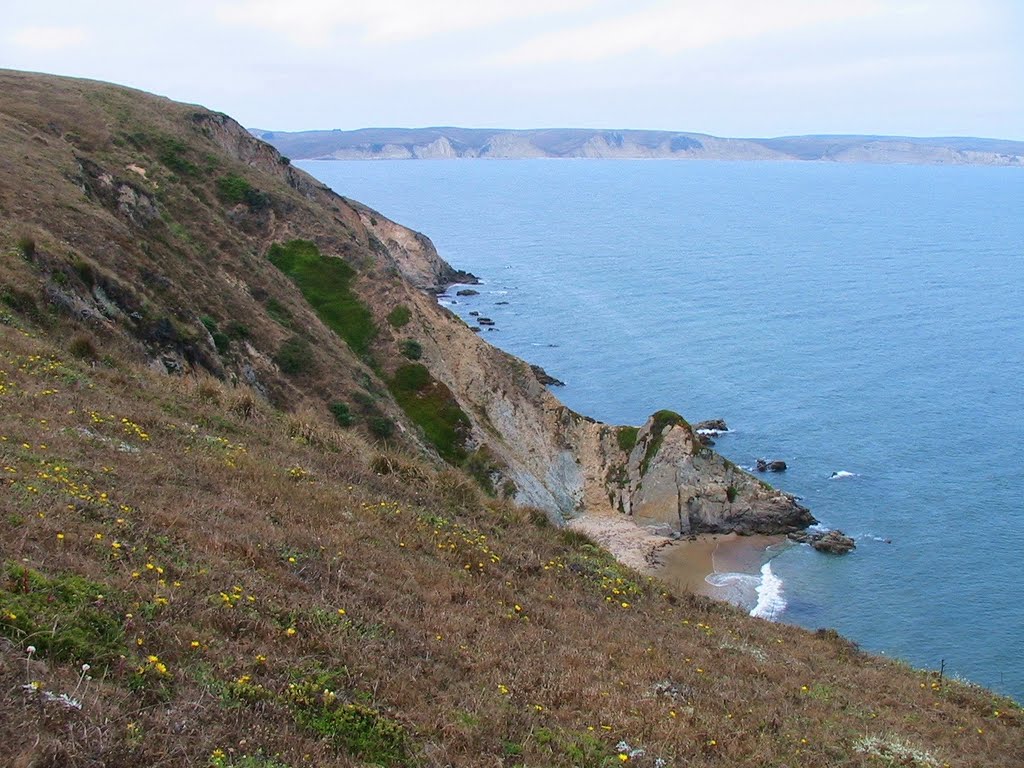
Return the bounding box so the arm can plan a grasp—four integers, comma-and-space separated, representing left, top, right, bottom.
2, 1, 1022, 139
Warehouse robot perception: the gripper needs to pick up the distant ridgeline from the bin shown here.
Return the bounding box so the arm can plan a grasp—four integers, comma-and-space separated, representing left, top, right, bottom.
251, 126, 1024, 166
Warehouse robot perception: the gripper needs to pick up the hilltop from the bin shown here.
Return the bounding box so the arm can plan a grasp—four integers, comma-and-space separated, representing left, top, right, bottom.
251, 126, 1024, 167
0, 69, 1020, 767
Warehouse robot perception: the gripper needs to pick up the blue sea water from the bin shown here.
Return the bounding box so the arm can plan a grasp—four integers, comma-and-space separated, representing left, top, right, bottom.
300, 158, 1024, 702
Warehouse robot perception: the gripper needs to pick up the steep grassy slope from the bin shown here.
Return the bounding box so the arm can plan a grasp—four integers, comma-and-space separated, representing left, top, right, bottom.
0, 70, 1021, 767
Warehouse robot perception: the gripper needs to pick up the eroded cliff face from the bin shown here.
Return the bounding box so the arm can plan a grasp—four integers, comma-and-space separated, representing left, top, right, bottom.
617, 421, 814, 534
385, 269, 812, 534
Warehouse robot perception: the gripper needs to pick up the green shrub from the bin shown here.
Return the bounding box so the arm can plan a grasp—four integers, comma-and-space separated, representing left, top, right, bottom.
72, 258, 96, 285
463, 447, 501, 495
0, 285, 40, 320
386, 305, 411, 328
369, 417, 395, 440
387, 364, 470, 463
200, 316, 231, 354
268, 240, 376, 357
726, 485, 738, 503
274, 336, 314, 375
225, 321, 250, 339
399, 339, 422, 360
216, 174, 270, 209
265, 298, 292, 328
16, 235, 36, 259
69, 333, 97, 360
330, 401, 354, 427
151, 135, 197, 175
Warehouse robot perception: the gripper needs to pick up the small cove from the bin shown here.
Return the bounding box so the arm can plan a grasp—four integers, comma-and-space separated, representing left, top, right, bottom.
302, 158, 1024, 701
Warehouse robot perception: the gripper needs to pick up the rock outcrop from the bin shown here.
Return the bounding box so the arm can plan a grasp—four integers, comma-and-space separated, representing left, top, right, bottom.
789, 529, 856, 554
694, 419, 729, 433
530, 365, 565, 387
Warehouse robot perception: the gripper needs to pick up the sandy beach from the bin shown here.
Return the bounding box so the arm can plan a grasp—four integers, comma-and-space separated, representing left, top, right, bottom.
568, 511, 786, 609
655, 533, 785, 603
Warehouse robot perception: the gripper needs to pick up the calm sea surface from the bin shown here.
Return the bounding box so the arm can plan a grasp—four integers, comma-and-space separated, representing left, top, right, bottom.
301, 158, 1024, 701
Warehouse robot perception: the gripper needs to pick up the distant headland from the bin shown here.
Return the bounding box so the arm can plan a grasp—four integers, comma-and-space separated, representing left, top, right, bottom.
251, 126, 1024, 167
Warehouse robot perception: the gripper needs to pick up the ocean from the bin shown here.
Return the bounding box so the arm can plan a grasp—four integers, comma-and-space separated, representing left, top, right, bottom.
300, 158, 1024, 702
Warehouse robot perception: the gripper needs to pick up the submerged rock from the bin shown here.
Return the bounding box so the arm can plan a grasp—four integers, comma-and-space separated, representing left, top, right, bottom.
756, 459, 787, 472
456, 288, 479, 296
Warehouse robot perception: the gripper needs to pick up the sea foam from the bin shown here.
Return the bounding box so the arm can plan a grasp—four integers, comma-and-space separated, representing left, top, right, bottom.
750, 562, 786, 621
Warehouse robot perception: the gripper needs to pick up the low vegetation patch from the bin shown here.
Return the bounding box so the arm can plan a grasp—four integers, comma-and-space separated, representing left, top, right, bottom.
640, 409, 690, 476
0, 563, 126, 669
329, 401, 354, 427
273, 335, 314, 375
399, 339, 422, 360
215, 174, 270, 210
616, 425, 639, 453
386, 304, 411, 328
268, 240, 376, 357
387, 363, 470, 463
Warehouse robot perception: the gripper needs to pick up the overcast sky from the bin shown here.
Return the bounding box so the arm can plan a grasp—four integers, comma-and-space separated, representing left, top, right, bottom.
3, 1, 1022, 139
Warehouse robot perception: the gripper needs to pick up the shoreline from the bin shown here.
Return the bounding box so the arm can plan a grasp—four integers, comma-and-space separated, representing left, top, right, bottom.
568, 512, 785, 607
656, 532, 786, 605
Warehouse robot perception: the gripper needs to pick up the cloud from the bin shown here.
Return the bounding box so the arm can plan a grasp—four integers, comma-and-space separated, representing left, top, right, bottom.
490, 0, 883, 67
214, 0, 598, 47
7, 25, 90, 51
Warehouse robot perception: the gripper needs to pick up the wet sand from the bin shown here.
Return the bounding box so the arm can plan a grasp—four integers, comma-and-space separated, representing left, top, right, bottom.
655, 533, 785, 602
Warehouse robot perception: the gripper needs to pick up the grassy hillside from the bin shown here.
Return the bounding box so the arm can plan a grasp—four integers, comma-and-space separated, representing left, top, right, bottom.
0, 70, 1021, 767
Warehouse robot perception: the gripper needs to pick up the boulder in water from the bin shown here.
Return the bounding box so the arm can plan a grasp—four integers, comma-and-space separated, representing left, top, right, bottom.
695, 419, 729, 433
788, 529, 856, 554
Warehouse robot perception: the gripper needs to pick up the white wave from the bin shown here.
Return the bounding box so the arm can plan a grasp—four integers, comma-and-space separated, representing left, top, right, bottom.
829, 470, 857, 479
750, 561, 786, 621
705, 572, 759, 589
695, 428, 728, 436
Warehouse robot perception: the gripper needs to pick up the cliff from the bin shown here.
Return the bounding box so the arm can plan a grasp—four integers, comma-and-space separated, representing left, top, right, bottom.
0, 68, 809, 539
1, 69, 1020, 768
253, 126, 1024, 167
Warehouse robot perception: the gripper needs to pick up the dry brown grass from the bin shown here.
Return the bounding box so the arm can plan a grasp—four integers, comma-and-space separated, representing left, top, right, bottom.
0, 307, 1021, 768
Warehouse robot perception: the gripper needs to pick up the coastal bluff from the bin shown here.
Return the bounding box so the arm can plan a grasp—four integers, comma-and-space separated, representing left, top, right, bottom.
0, 68, 808, 541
